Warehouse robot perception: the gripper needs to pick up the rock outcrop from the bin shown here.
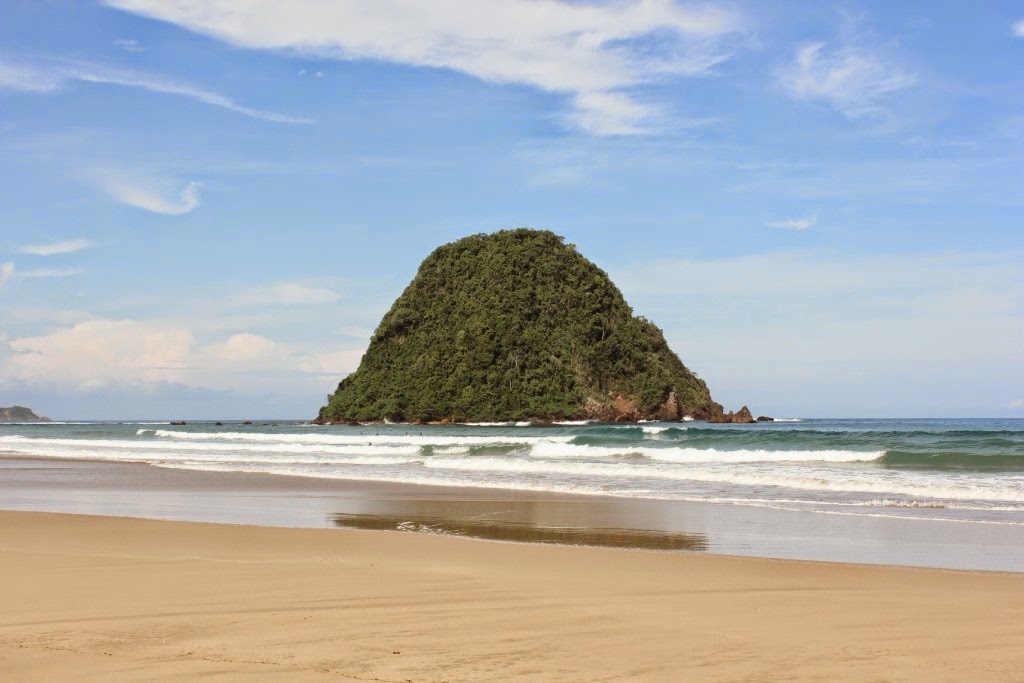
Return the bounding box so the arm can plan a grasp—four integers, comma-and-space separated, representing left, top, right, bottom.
0, 406, 51, 422
317, 228, 737, 424
708, 405, 757, 424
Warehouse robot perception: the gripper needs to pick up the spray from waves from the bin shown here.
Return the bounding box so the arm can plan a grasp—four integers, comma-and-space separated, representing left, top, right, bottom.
528, 441, 882, 463
140, 429, 572, 447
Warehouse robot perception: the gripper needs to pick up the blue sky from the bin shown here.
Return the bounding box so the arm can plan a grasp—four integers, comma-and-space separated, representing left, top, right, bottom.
1, 0, 1022, 419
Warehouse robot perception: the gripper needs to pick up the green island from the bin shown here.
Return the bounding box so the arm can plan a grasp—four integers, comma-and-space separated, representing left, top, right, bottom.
317, 228, 752, 424
0, 406, 51, 423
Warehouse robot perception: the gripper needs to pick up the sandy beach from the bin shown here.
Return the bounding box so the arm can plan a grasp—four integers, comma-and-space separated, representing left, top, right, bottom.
1, 510, 1022, 681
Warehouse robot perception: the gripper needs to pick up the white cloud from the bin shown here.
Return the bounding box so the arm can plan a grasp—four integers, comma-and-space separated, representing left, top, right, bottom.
1009, 399, 1024, 409
766, 213, 817, 230
776, 40, 915, 120
105, 0, 745, 135
0, 55, 311, 124
0, 261, 83, 290
1014, 19, 1024, 37
205, 332, 278, 361
0, 60, 61, 92
5, 319, 195, 389
114, 38, 145, 52
21, 267, 84, 279
296, 349, 365, 375
241, 281, 342, 306
17, 238, 94, 256
0, 317, 366, 410
0, 261, 13, 289
99, 176, 201, 215
269, 282, 340, 305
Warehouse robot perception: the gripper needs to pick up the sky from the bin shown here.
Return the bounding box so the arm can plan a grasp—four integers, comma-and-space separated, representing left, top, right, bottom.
0, 0, 1022, 419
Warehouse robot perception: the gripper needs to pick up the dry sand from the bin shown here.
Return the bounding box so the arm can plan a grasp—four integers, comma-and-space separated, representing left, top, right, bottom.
1, 511, 1022, 681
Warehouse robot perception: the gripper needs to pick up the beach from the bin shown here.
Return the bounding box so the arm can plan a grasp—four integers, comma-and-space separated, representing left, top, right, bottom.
2, 510, 1022, 681
2, 420, 1023, 680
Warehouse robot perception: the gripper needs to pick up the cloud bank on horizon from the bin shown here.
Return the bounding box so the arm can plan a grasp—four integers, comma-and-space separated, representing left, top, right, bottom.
0, 1, 1021, 418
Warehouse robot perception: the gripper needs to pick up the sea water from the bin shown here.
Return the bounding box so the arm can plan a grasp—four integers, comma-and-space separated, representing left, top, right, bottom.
2, 418, 1022, 527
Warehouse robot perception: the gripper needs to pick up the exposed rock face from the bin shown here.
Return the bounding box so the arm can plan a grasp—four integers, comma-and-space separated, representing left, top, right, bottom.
0, 406, 50, 422
317, 228, 727, 424
709, 405, 756, 424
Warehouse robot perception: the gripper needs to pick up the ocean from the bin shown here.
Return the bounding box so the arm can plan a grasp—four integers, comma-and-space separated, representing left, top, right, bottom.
2, 417, 1022, 528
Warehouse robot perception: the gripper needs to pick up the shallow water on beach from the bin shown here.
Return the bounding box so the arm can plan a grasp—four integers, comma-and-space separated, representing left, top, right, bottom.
2, 418, 1023, 527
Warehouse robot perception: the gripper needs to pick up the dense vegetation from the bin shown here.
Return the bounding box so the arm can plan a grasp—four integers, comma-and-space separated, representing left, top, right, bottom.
0, 405, 50, 422
318, 229, 713, 422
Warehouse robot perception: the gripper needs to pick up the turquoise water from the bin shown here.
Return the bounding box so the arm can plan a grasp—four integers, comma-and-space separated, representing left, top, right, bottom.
2, 418, 1022, 527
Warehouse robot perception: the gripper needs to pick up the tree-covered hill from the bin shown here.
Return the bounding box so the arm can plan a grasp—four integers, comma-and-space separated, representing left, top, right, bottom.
317, 228, 719, 423
0, 406, 50, 422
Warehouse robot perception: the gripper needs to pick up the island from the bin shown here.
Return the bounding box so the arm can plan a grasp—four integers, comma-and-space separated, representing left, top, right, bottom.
0, 406, 51, 423
317, 228, 755, 424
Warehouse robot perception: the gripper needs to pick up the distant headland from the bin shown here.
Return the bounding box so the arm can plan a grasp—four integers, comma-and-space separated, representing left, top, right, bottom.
317, 228, 759, 424
0, 406, 51, 423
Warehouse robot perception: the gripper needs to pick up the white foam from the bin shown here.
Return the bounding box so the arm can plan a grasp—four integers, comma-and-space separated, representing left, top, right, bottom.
641, 426, 670, 434
1, 435, 421, 457
144, 429, 572, 447
528, 441, 881, 464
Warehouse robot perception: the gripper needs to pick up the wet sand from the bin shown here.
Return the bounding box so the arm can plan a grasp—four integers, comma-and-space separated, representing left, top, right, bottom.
1, 510, 1022, 681
1, 455, 1023, 571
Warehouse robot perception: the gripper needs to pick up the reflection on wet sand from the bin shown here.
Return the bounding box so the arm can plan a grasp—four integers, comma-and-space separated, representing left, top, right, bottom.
331, 511, 708, 551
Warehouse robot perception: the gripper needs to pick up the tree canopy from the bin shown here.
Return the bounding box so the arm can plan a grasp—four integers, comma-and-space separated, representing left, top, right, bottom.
319, 228, 713, 422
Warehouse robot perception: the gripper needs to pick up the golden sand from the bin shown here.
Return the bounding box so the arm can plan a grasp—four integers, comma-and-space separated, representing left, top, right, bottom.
1, 511, 1021, 681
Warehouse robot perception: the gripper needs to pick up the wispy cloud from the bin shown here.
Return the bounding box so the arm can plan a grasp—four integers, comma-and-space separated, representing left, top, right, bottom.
776, 38, 915, 121
1010, 399, 1024, 409
0, 55, 311, 124
0, 262, 82, 289
0, 59, 58, 92
97, 175, 201, 215
245, 281, 341, 306
22, 267, 84, 279
766, 213, 817, 230
114, 38, 145, 52
1014, 19, 1024, 38
17, 238, 94, 256
105, 0, 745, 135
